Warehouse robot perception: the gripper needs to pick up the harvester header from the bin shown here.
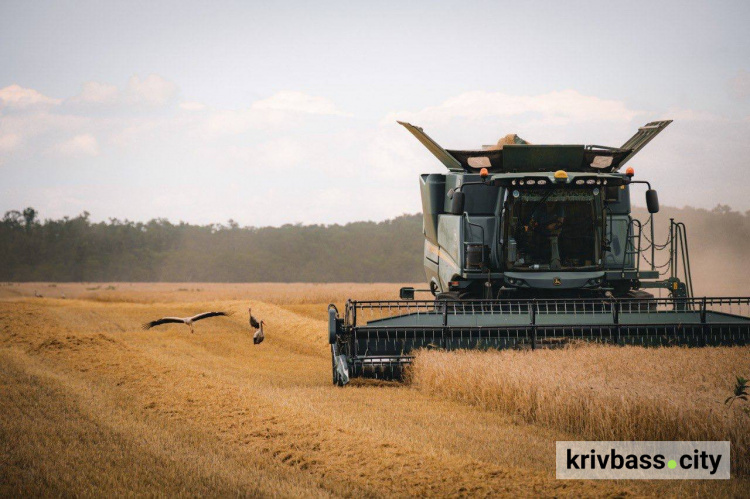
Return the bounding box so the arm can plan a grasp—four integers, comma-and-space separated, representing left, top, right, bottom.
328, 120, 749, 385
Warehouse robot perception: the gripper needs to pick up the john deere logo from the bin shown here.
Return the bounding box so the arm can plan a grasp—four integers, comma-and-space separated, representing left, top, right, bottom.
553, 277, 562, 286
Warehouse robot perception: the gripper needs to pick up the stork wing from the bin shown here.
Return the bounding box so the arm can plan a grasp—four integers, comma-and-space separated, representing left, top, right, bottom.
250, 316, 260, 329
191, 311, 230, 322
142, 317, 185, 330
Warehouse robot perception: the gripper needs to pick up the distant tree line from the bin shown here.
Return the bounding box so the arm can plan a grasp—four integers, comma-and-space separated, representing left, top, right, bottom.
0, 208, 423, 282
1, 206, 748, 284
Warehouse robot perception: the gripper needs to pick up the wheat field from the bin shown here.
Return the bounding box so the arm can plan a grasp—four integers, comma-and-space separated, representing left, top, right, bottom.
1, 282, 748, 497
409, 347, 750, 474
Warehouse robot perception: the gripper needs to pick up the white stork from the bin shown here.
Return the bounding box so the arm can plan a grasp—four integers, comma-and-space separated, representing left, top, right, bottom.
253, 320, 266, 345
248, 307, 260, 329
142, 311, 230, 334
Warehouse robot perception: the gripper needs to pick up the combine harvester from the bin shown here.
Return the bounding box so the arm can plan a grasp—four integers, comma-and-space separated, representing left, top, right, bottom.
328, 121, 750, 385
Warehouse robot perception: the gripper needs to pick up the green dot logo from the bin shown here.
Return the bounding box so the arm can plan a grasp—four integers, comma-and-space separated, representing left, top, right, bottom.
668, 460, 677, 469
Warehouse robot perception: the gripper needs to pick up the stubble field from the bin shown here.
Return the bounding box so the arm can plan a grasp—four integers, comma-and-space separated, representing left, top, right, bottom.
1, 282, 748, 497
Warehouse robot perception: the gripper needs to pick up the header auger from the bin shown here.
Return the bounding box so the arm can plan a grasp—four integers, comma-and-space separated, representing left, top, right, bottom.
328, 121, 750, 385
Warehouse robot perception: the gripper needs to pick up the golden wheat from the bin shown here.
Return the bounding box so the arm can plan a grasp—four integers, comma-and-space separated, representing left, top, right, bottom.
1, 284, 748, 497
409, 346, 750, 474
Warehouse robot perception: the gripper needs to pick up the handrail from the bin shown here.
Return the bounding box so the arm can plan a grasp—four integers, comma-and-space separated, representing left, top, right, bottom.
622, 218, 642, 273
672, 221, 694, 298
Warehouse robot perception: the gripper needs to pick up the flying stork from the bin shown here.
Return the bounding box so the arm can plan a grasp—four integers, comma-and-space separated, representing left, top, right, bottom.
142, 311, 230, 333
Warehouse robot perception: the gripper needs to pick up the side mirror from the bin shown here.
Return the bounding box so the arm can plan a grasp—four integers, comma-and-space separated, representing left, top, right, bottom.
399, 287, 415, 300
646, 189, 659, 214
450, 191, 465, 215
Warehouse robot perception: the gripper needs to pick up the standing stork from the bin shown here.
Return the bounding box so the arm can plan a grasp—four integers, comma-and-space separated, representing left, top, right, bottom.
142, 311, 230, 333
249, 308, 265, 345
254, 320, 265, 345
248, 307, 260, 329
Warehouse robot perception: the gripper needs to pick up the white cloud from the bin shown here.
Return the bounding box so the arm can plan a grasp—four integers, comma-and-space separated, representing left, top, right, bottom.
109, 120, 159, 147
664, 108, 722, 122
728, 70, 750, 101
0, 133, 21, 153
56, 134, 99, 157
70, 81, 119, 105
7, 79, 750, 223
192, 91, 350, 138
224, 138, 305, 169
384, 89, 641, 127
180, 101, 207, 111
251, 90, 350, 116
360, 126, 435, 181
201, 108, 258, 136
0, 84, 61, 108
126, 74, 178, 106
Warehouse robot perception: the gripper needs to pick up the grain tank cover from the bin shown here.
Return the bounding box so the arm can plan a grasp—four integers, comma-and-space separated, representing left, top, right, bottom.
448, 145, 631, 173
399, 120, 672, 174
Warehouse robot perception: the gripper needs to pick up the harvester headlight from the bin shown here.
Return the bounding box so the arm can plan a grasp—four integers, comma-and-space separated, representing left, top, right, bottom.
527, 179, 536, 185
512, 190, 520, 198
596, 179, 601, 185
602, 179, 608, 185
575, 179, 585, 185
512, 180, 517, 185
519, 180, 525, 186
586, 179, 596, 185
537, 179, 547, 185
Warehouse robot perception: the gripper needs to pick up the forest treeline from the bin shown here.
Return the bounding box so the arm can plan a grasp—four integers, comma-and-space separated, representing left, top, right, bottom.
1, 206, 749, 285
0, 208, 423, 282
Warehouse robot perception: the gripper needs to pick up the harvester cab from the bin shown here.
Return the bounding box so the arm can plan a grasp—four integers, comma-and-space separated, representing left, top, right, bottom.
328, 121, 750, 386
407, 119, 674, 301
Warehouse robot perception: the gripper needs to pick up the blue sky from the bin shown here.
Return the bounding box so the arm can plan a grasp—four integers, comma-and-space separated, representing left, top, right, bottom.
1, 0, 749, 225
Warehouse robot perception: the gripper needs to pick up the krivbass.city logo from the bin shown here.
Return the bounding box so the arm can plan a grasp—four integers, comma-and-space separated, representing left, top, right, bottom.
556, 441, 730, 479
